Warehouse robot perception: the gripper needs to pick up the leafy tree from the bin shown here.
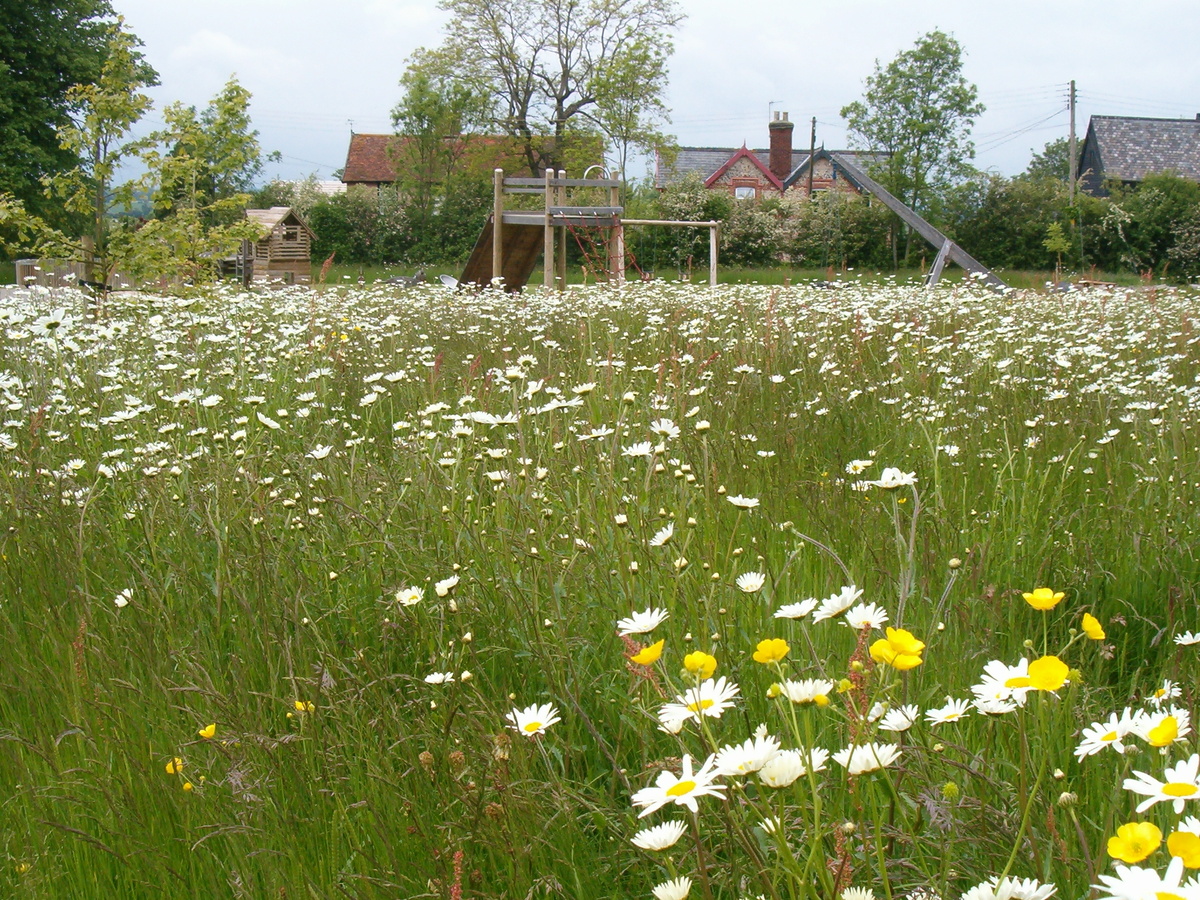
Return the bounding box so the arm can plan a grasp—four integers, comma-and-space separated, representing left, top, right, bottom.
406, 0, 684, 175
0, 0, 120, 226
583, 35, 673, 189
942, 173, 1071, 270
149, 77, 272, 226
1043, 222, 1071, 281
38, 17, 157, 287
654, 172, 730, 272
1025, 137, 1071, 182
123, 78, 268, 286
391, 62, 490, 232
841, 30, 984, 230
1098, 174, 1200, 276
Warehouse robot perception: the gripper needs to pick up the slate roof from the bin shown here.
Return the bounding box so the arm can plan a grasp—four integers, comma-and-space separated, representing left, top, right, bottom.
656, 146, 889, 189
1084, 115, 1200, 183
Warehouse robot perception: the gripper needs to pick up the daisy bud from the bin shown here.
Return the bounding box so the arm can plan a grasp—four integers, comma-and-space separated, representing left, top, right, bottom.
1057, 791, 1078, 808
462, 632, 473, 642
850, 660, 865, 672
629, 561, 638, 573
933, 743, 945, 753
949, 557, 962, 569
840, 821, 856, 835
1054, 768, 1066, 780
1023, 639, 1034, 649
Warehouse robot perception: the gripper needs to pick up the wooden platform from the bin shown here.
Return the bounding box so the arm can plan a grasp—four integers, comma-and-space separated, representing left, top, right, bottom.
459, 215, 545, 292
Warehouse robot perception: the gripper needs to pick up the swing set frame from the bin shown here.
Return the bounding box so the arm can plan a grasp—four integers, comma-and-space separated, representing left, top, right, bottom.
487, 168, 721, 290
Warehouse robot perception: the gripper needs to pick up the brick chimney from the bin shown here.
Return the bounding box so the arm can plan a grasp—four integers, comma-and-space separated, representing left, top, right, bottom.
769, 111, 794, 181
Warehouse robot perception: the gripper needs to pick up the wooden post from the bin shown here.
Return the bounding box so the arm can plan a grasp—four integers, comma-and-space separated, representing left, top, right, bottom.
708, 224, 718, 287
609, 181, 625, 283
492, 168, 504, 288
556, 170, 568, 290
543, 169, 554, 290
927, 238, 953, 289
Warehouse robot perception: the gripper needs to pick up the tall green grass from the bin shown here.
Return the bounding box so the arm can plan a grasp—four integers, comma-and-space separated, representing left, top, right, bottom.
0, 280, 1197, 898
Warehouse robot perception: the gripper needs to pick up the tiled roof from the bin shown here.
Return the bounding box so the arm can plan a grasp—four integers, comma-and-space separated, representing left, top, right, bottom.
246, 207, 315, 238
1087, 115, 1200, 182
342, 134, 400, 184
656, 147, 887, 189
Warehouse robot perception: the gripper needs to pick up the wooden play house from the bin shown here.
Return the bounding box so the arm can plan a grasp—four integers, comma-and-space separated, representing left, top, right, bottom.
239, 207, 314, 286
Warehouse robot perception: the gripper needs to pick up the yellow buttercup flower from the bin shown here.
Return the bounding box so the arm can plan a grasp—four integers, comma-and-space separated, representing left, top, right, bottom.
1107, 820, 1162, 863
294, 700, 315, 713
752, 638, 789, 664
1028, 655, 1069, 691
165, 757, 184, 775
1148, 715, 1180, 748
630, 639, 665, 666
182, 781, 194, 792
683, 651, 717, 680
1082, 613, 1106, 641
1023, 587, 1065, 610
869, 627, 925, 671
1168, 829, 1200, 868
198, 723, 216, 740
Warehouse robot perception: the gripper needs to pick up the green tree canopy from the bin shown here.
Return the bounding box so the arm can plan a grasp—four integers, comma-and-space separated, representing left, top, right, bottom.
841, 30, 984, 217
0, 0, 128, 227
403, 0, 683, 176
1025, 137, 1071, 182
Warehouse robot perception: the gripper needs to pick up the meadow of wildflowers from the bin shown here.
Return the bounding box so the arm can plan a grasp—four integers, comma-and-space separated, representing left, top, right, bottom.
1, 278, 1198, 898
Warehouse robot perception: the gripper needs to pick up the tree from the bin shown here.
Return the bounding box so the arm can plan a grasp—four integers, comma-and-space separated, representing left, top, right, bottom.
583, 35, 673, 189
0, 0, 120, 226
406, 0, 684, 176
39, 17, 157, 287
841, 30, 984, 227
149, 77, 272, 226
391, 61, 489, 223
123, 78, 268, 285
1025, 137, 1071, 182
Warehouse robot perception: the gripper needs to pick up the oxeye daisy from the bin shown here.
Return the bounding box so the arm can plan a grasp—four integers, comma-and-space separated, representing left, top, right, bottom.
1174, 631, 1200, 646
879, 704, 920, 733
736, 571, 767, 593
630, 820, 687, 851
1075, 708, 1143, 759
841, 602, 888, 631
774, 598, 819, 619
505, 702, 561, 738
648, 522, 674, 546
714, 732, 781, 777
759, 747, 829, 788
775, 678, 834, 705
813, 585, 864, 622
833, 742, 901, 775
972, 658, 1033, 706
925, 697, 971, 726
1149, 679, 1183, 708
652, 875, 692, 900
1124, 753, 1200, 813
1094, 856, 1185, 900
1136, 707, 1191, 748
659, 676, 740, 725
616, 607, 669, 636
961, 876, 1057, 900
631, 753, 725, 817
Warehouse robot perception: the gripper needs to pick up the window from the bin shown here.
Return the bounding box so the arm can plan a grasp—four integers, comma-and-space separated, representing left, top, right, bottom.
734, 186, 756, 200
283, 225, 300, 242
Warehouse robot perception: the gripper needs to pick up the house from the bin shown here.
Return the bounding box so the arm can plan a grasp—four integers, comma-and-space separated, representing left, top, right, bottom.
655, 112, 887, 200
340, 132, 592, 191
240, 207, 315, 286
1078, 115, 1200, 196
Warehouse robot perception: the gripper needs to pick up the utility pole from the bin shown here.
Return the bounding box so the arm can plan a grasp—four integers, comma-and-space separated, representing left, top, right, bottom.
1068, 80, 1077, 205
807, 116, 816, 197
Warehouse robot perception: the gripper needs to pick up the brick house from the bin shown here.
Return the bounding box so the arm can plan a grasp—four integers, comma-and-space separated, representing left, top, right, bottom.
1078, 114, 1200, 196
655, 112, 886, 199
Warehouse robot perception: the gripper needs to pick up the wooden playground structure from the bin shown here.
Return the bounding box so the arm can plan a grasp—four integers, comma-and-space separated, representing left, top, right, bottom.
459, 168, 721, 292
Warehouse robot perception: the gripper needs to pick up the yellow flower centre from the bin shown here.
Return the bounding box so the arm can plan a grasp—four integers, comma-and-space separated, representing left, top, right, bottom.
1163, 782, 1197, 798
523, 721, 542, 733
1005, 676, 1031, 688
1158, 894, 1185, 900
1103, 730, 1119, 742
666, 780, 696, 797
687, 699, 715, 713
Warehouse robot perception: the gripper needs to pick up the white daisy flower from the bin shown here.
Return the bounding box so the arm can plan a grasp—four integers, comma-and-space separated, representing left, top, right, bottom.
726, 494, 759, 509
925, 697, 971, 726
774, 598, 819, 619
631, 753, 725, 817
631, 820, 687, 851
878, 704, 920, 733
840, 602, 888, 630
616, 607, 669, 636
506, 702, 561, 738
833, 742, 901, 775
812, 585, 864, 622
648, 522, 674, 547
652, 876, 692, 900
736, 571, 766, 593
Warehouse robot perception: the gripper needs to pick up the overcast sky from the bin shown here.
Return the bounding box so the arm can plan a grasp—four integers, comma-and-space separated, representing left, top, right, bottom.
113, 0, 1200, 184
